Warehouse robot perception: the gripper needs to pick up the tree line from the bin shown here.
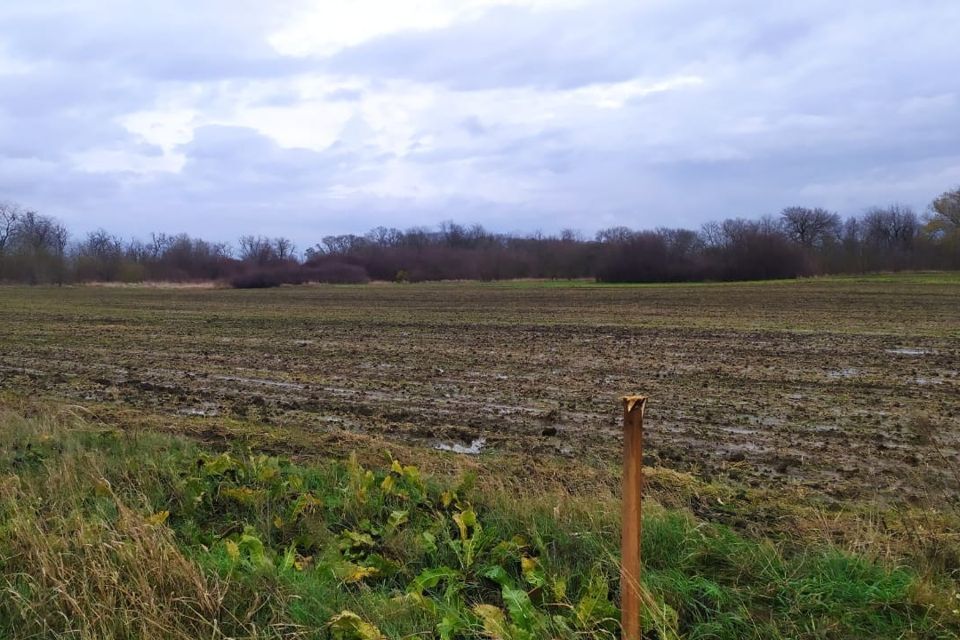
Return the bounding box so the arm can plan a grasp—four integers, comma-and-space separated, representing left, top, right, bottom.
1, 187, 959, 286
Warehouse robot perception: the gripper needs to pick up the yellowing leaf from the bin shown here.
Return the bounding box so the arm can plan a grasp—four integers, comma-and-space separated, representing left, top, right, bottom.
335, 561, 380, 583
520, 556, 537, 574
221, 486, 262, 505
521, 555, 546, 589
291, 492, 322, 518
346, 565, 380, 583
473, 604, 510, 639
146, 510, 169, 526
453, 507, 478, 542
94, 478, 112, 497
328, 610, 386, 640
225, 540, 240, 563
552, 576, 567, 601
381, 474, 396, 493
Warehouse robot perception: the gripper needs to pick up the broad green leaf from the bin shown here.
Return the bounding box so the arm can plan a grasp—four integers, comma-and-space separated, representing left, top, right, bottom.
386, 509, 408, 532
574, 570, 618, 629
482, 565, 513, 587
202, 453, 235, 476
410, 566, 461, 595
437, 610, 468, 640
279, 544, 297, 573
501, 583, 542, 633
420, 530, 438, 553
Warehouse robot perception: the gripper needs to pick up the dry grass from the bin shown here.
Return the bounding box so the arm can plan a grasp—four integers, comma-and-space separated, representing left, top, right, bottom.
0, 411, 299, 640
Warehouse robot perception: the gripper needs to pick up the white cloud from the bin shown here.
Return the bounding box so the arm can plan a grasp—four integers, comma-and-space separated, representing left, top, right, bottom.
0, 0, 958, 243
269, 0, 588, 56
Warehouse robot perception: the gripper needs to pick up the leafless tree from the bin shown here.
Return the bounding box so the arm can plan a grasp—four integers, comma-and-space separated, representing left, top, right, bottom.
863, 204, 918, 251
238, 235, 276, 265
149, 232, 174, 259
79, 229, 123, 259
15, 210, 68, 255
595, 226, 634, 243
0, 201, 22, 254
238, 235, 297, 265
273, 237, 296, 261
780, 207, 841, 248
698, 221, 725, 248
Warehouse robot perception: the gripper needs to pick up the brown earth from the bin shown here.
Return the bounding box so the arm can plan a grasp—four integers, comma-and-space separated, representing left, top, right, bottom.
0, 275, 957, 504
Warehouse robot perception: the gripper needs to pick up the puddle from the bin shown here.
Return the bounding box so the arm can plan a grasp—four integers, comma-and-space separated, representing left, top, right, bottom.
887, 348, 928, 356
178, 405, 220, 417
211, 374, 303, 390
720, 425, 760, 436
915, 377, 942, 386
827, 368, 859, 378
435, 437, 487, 455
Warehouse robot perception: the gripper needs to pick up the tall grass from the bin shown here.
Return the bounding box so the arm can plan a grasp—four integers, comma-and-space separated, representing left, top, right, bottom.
0, 406, 956, 639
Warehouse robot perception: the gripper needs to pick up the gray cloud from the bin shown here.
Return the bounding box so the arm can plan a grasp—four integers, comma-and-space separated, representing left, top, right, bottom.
0, 0, 958, 245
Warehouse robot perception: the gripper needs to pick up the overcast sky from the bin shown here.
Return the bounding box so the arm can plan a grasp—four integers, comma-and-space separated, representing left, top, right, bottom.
1, 0, 958, 244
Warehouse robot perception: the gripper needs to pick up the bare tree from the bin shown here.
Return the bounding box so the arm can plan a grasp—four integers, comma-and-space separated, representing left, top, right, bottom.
14, 210, 68, 256
780, 206, 841, 248
321, 234, 366, 255
863, 204, 918, 250
238, 235, 277, 265
595, 226, 634, 243
698, 221, 725, 248
273, 237, 296, 261
0, 201, 21, 254
149, 232, 174, 259
79, 229, 123, 259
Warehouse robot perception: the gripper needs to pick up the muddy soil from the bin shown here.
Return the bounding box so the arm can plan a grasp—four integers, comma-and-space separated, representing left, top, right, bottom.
1, 277, 957, 503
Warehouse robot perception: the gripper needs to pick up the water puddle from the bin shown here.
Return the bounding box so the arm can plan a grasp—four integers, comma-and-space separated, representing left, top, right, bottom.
435, 437, 487, 455
827, 368, 859, 378
211, 374, 303, 390
178, 405, 220, 417
886, 348, 928, 356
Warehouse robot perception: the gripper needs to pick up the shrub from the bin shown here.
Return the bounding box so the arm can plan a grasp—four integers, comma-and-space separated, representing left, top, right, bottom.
230, 262, 369, 288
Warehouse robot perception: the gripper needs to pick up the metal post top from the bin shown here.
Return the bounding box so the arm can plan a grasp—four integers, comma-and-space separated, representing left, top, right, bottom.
621, 395, 647, 413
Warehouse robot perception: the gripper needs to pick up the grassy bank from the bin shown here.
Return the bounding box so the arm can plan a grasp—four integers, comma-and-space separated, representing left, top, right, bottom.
0, 406, 957, 639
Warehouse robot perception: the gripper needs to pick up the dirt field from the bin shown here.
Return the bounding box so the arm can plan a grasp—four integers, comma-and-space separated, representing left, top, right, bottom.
1, 274, 958, 504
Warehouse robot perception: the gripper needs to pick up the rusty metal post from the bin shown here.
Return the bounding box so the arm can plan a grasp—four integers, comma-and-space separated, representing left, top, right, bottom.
621, 395, 647, 640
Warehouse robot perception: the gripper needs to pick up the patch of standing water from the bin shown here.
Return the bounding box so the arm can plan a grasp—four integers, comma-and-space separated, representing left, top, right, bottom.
435, 437, 487, 455
827, 368, 859, 378
211, 374, 303, 390
887, 348, 928, 356
178, 405, 220, 417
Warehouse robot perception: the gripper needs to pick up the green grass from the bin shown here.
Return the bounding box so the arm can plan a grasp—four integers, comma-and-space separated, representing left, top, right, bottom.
481, 271, 960, 289
0, 406, 956, 639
